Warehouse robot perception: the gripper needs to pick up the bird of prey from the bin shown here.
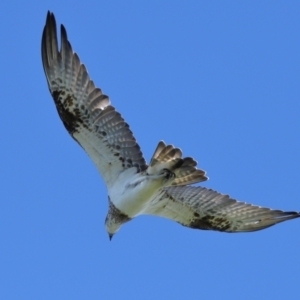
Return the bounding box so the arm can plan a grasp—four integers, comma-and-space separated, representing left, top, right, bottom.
42, 11, 299, 239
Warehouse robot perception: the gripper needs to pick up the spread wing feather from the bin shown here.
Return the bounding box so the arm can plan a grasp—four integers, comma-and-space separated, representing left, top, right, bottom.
145, 186, 300, 232
42, 12, 147, 188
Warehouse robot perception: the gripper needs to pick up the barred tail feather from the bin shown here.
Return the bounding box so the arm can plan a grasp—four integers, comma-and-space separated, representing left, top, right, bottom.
148, 141, 208, 186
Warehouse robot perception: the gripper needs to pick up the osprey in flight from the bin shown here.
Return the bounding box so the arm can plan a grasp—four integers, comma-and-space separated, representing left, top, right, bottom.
42, 11, 299, 239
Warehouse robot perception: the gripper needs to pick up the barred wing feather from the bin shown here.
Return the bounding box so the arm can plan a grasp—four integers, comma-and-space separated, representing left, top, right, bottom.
42, 12, 147, 188
146, 186, 300, 232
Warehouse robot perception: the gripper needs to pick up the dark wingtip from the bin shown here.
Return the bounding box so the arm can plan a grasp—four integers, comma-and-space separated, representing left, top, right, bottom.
42, 11, 57, 63
281, 211, 300, 220
45, 11, 56, 28
60, 24, 67, 40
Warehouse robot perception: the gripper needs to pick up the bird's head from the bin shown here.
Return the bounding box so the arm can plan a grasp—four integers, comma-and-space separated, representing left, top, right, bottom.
105, 196, 131, 240
105, 215, 122, 240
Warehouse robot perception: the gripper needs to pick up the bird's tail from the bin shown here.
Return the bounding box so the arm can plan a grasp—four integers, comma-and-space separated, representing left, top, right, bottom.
148, 141, 208, 186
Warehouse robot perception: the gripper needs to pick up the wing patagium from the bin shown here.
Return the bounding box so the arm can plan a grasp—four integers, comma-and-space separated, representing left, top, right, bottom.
41, 11, 147, 187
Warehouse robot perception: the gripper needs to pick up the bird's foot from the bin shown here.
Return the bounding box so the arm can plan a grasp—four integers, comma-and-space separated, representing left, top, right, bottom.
160, 168, 176, 180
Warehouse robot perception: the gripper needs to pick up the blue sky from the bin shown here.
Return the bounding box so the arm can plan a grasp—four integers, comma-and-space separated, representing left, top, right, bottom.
1, 1, 300, 299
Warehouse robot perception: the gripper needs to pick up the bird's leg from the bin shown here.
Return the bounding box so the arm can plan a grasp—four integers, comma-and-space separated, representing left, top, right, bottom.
160, 168, 176, 181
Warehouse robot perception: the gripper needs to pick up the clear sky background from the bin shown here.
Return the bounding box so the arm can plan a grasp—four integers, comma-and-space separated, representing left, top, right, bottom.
1, 1, 300, 299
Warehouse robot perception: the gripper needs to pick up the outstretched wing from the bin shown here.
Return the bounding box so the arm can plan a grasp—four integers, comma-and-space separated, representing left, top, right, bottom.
145, 186, 300, 232
42, 12, 147, 188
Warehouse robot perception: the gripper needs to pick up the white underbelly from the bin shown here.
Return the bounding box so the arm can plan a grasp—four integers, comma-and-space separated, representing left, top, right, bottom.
109, 172, 164, 217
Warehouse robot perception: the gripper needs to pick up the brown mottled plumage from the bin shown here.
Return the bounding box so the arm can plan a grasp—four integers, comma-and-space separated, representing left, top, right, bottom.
42, 12, 299, 239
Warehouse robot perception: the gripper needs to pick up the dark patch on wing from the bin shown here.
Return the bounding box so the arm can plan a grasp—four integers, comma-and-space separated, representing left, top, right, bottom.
52, 91, 81, 135
187, 215, 231, 232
